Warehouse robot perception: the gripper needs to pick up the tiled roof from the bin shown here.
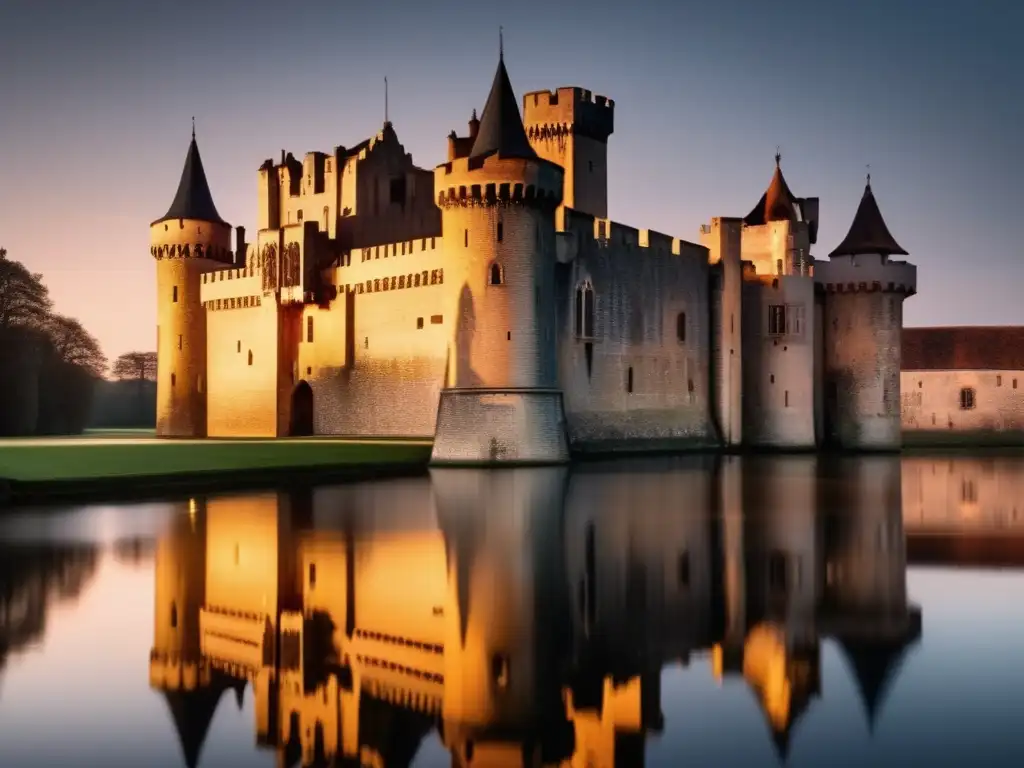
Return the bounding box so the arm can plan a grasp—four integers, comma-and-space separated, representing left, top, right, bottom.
902, 326, 1024, 370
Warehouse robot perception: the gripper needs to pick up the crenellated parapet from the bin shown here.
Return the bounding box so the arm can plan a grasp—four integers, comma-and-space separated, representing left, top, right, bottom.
814, 255, 917, 297
522, 87, 615, 143
152, 241, 234, 263
435, 154, 563, 211
557, 207, 707, 262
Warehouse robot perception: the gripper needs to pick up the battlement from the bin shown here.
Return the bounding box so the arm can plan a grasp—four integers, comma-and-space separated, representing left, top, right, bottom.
558, 207, 707, 260
349, 235, 441, 265
523, 87, 615, 141
435, 153, 563, 209
201, 264, 260, 284
815, 254, 917, 296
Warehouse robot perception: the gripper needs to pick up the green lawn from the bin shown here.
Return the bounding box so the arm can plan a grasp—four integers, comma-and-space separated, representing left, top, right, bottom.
0, 438, 432, 482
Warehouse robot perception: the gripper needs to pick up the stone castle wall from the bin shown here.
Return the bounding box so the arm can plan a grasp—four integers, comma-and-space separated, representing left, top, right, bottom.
308, 238, 449, 437
555, 210, 717, 451
900, 369, 1024, 433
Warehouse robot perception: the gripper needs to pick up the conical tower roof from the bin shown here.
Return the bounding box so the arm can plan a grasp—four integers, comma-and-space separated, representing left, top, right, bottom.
837, 633, 917, 731
154, 126, 227, 226
829, 176, 907, 257
469, 50, 537, 162
162, 684, 228, 768
744, 154, 798, 226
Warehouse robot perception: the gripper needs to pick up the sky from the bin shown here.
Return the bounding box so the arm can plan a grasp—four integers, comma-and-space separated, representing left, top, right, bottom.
0, 0, 1021, 364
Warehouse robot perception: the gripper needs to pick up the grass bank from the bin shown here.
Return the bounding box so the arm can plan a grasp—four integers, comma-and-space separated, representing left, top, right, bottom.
902, 430, 1024, 450
0, 436, 433, 505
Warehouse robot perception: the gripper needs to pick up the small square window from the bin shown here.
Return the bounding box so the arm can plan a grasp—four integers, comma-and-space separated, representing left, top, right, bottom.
960, 387, 975, 410
416, 317, 424, 329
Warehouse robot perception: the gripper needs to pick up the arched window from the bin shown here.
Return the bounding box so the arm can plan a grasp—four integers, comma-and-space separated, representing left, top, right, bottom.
488, 262, 503, 285
574, 281, 594, 338
323, 206, 329, 231
170, 603, 178, 629
248, 350, 254, 366
676, 312, 686, 343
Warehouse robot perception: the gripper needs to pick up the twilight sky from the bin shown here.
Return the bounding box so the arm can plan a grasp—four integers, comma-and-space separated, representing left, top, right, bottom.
0, 0, 1021, 364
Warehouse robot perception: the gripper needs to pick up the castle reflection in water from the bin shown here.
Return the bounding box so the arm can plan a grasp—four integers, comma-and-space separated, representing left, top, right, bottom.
139, 453, 980, 768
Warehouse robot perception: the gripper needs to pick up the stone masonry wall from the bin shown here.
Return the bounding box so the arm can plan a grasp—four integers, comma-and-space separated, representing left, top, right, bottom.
900, 369, 1024, 433
556, 211, 717, 451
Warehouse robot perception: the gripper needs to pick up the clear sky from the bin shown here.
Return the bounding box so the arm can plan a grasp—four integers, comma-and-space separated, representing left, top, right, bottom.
0, 0, 1020, 364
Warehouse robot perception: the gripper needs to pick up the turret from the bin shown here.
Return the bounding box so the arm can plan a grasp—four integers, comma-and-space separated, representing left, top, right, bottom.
150, 125, 233, 437
738, 155, 818, 450
522, 86, 615, 218
815, 174, 917, 450
430, 49, 570, 464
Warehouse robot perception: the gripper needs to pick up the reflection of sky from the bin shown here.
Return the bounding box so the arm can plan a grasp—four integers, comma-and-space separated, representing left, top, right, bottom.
0, 554, 272, 768
2, 519, 1024, 765
651, 568, 1024, 767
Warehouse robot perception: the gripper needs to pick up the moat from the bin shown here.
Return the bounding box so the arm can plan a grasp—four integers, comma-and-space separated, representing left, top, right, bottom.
1, 454, 1023, 767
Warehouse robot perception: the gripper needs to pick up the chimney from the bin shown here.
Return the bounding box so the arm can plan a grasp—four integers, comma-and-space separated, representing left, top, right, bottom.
468, 109, 480, 141
280, 149, 286, 165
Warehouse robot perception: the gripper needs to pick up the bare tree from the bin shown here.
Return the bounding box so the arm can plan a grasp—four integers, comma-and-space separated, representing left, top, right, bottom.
111, 351, 157, 381
43, 314, 107, 378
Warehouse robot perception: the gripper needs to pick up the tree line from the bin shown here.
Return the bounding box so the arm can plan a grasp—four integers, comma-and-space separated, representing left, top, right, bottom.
0, 247, 157, 436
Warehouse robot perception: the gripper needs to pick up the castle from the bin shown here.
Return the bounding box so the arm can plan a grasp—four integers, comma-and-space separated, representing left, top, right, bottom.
150, 49, 917, 462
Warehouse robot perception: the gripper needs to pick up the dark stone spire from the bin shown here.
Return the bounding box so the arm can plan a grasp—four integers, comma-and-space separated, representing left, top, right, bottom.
744, 152, 798, 226
154, 126, 227, 226
829, 175, 908, 257
469, 45, 537, 162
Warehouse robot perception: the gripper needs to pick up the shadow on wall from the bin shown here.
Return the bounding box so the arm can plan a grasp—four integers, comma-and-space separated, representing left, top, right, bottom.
454, 283, 482, 387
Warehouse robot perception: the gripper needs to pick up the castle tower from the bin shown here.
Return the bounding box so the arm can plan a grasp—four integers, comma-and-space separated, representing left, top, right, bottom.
522, 86, 614, 219
150, 126, 233, 437
738, 155, 819, 449
815, 174, 917, 450
431, 50, 569, 464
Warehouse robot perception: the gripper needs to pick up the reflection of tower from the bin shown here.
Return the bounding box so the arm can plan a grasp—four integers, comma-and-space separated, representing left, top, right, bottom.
150, 500, 244, 768
744, 456, 822, 635
431, 467, 573, 765
713, 456, 824, 761
823, 456, 922, 730
562, 456, 717, 766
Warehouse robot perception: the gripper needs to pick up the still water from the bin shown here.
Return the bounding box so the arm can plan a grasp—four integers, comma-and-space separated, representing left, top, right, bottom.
1, 454, 1023, 767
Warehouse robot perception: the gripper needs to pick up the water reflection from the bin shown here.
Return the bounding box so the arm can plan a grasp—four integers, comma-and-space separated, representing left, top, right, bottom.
141, 455, 922, 767
6, 455, 1024, 765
